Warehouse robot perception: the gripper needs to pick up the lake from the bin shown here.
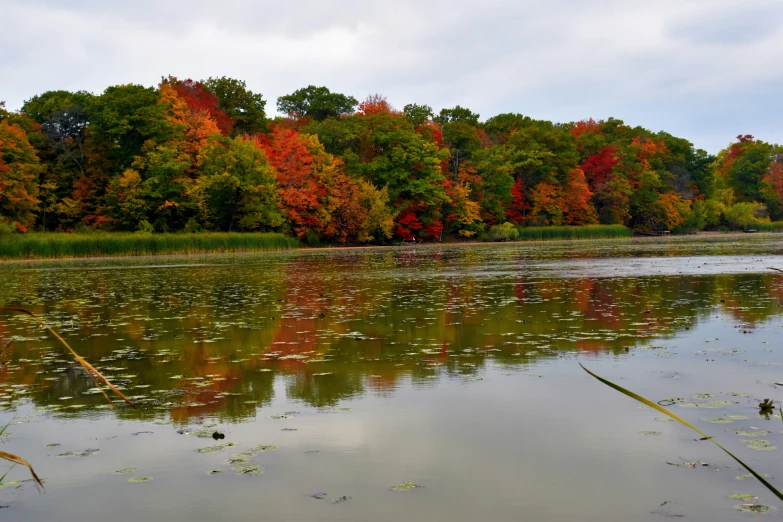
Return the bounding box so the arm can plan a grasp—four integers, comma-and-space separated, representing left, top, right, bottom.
1, 234, 783, 521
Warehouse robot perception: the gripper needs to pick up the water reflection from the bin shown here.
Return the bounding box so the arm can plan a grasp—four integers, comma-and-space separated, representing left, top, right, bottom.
1, 244, 782, 424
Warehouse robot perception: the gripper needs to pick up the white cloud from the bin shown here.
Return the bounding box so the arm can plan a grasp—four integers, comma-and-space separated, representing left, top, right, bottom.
1, 0, 781, 152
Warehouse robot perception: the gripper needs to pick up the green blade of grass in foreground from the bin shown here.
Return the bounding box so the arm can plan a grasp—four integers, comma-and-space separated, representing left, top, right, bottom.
580, 363, 783, 504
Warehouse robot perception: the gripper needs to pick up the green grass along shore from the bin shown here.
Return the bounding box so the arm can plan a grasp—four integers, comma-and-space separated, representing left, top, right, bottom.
2, 223, 780, 260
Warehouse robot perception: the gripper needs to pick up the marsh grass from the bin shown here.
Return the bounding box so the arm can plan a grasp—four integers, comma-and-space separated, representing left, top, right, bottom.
755, 222, 783, 232
580, 364, 783, 504
0, 308, 134, 488
0, 232, 299, 260
515, 225, 632, 241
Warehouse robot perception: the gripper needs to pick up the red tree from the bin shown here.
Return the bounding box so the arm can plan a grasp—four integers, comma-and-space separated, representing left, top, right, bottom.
579, 145, 619, 189
173, 79, 235, 135
505, 177, 530, 224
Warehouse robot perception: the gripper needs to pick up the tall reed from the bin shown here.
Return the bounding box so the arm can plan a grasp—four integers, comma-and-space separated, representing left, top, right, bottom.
0, 232, 299, 260
754, 222, 783, 232
515, 224, 632, 241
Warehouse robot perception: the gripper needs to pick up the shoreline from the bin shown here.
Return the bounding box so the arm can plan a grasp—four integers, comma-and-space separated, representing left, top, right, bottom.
0, 230, 779, 264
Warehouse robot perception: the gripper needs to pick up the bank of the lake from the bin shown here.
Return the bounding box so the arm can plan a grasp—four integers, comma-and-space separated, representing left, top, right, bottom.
2, 225, 781, 261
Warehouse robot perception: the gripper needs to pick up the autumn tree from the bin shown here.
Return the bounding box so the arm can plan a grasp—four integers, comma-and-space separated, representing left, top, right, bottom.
561, 168, 597, 225
165, 77, 235, 135
257, 125, 334, 239
0, 120, 42, 231
760, 153, 783, 218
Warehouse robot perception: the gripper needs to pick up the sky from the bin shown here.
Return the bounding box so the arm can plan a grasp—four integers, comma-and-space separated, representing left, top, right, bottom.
1, 0, 782, 153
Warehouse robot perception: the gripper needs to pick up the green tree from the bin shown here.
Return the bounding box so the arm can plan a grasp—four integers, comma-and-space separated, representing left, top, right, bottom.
442, 120, 482, 180
202, 77, 267, 136
277, 86, 358, 121
194, 135, 284, 231
402, 103, 434, 127
435, 105, 480, 126
484, 113, 531, 144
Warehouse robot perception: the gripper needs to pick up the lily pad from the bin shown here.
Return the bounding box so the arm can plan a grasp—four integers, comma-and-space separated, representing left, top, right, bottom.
128, 477, 152, 483
736, 430, 770, 437
391, 481, 423, 491
194, 442, 236, 453
679, 400, 735, 409
232, 464, 263, 476
730, 493, 757, 501
743, 439, 777, 451
735, 503, 772, 513
113, 467, 138, 475
702, 417, 734, 424
252, 445, 278, 452
737, 473, 768, 480
690, 393, 715, 399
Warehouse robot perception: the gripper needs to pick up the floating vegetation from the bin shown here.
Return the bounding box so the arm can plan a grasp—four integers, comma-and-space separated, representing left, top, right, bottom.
738, 473, 769, 481
252, 445, 278, 452
113, 468, 138, 475
735, 503, 772, 514
232, 464, 263, 476
332, 496, 351, 504
127, 477, 152, 483
759, 399, 776, 418
390, 482, 423, 491
679, 400, 735, 409
702, 417, 734, 424
743, 439, 777, 451
736, 430, 770, 437
730, 493, 758, 501
194, 442, 236, 453
702, 415, 748, 423
56, 449, 99, 457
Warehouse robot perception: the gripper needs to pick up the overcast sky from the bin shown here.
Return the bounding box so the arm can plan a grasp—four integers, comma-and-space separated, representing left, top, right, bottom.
2, 0, 782, 153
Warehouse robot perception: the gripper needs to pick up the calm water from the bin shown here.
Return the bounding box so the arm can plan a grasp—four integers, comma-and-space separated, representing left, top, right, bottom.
1, 235, 783, 521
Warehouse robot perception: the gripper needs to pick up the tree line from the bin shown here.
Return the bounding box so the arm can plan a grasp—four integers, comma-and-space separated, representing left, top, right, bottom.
1, 77, 781, 241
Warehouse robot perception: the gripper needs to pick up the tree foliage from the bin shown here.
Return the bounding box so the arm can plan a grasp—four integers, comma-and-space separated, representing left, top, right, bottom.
4, 80, 783, 240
